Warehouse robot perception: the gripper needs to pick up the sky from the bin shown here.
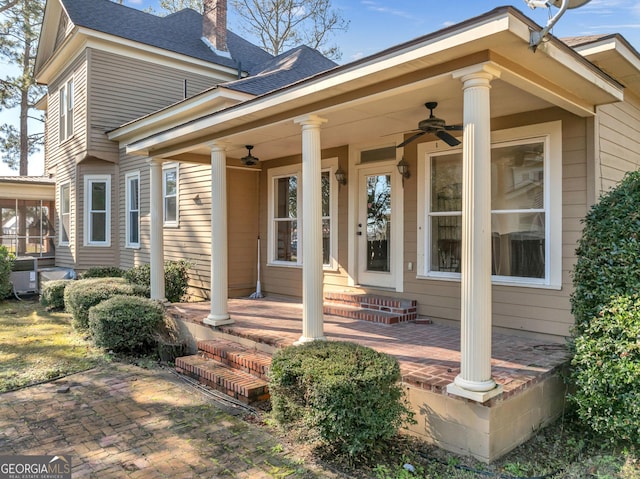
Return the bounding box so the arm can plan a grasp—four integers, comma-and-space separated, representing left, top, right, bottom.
2, 0, 639, 176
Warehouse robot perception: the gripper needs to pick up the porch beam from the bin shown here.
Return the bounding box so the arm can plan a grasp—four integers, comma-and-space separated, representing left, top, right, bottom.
204, 142, 233, 326
147, 157, 166, 302
447, 64, 503, 403
294, 114, 328, 344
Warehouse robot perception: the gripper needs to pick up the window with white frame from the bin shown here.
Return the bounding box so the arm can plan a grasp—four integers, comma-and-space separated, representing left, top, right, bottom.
163, 164, 179, 227
84, 175, 110, 246
126, 171, 140, 248
59, 182, 70, 245
419, 122, 562, 287
58, 79, 74, 143
267, 159, 338, 269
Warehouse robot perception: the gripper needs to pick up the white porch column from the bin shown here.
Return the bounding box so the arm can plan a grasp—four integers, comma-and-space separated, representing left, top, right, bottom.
447, 64, 503, 402
204, 142, 233, 326
294, 114, 328, 344
148, 158, 166, 302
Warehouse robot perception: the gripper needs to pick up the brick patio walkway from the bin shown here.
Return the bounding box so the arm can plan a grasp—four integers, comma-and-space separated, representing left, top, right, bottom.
169, 297, 570, 402
0, 364, 339, 478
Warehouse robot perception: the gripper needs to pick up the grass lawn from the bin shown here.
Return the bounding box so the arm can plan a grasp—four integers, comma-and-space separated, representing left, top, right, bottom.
0, 297, 108, 393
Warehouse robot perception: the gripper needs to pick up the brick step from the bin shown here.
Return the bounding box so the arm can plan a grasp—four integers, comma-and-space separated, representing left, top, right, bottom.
324, 292, 417, 313
196, 339, 272, 381
323, 303, 416, 325
176, 355, 269, 405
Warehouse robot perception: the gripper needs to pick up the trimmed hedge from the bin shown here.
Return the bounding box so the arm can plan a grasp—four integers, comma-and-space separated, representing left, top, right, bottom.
40, 279, 73, 310
571, 171, 640, 336
123, 260, 190, 303
64, 277, 147, 330
81, 266, 125, 279
269, 341, 415, 458
0, 245, 14, 299
88, 295, 164, 354
571, 295, 640, 445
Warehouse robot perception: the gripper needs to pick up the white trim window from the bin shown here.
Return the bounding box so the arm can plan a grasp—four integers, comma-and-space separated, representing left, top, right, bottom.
163, 163, 179, 227
58, 79, 74, 143
125, 171, 140, 248
59, 182, 70, 245
267, 159, 338, 269
417, 121, 562, 288
84, 175, 111, 246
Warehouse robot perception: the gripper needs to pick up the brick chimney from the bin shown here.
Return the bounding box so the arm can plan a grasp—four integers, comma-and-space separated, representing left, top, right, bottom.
202, 0, 227, 52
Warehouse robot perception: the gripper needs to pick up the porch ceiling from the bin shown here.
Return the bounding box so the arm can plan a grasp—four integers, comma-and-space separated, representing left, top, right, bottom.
123, 7, 623, 164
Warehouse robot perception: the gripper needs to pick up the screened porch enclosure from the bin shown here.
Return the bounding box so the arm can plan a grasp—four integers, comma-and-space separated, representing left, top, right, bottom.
0, 199, 55, 258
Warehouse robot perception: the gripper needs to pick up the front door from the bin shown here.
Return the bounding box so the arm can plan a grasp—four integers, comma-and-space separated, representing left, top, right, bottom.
358, 166, 396, 288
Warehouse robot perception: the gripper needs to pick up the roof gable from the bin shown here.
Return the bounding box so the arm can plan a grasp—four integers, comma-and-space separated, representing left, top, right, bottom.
42, 0, 273, 74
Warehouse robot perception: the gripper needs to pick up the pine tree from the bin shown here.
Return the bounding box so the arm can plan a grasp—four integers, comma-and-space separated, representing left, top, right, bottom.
0, 0, 45, 175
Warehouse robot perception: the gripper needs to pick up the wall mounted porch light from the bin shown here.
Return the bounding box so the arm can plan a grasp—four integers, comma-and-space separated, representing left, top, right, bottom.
334, 166, 347, 186
397, 157, 410, 187
241, 145, 259, 166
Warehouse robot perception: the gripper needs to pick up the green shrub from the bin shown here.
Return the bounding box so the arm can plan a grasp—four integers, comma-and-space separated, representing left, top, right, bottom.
123, 260, 191, 303
64, 277, 147, 330
81, 266, 125, 279
571, 171, 640, 336
88, 295, 164, 354
40, 279, 72, 310
0, 245, 14, 299
570, 295, 640, 445
269, 341, 415, 458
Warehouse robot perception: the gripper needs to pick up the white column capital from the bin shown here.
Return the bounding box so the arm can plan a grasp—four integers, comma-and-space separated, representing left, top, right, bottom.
294, 114, 328, 128
206, 140, 230, 153
452, 62, 501, 84
146, 157, 165, 166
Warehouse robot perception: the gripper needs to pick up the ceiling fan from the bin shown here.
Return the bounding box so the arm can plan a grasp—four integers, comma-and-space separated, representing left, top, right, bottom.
397, 102, 462, 148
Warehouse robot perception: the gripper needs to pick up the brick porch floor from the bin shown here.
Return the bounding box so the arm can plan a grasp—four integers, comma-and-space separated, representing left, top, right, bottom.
167, 296, 570, 404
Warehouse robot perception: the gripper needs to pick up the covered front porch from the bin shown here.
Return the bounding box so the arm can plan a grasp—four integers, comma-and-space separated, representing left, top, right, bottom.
167, 295, 570, 462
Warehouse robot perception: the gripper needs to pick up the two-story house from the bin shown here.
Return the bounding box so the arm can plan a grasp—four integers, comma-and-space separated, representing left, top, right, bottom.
34, 0, 335, 298
34, 0, 640, 461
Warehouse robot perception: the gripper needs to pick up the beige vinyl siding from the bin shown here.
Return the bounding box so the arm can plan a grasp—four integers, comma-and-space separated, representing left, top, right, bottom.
48, 53, 88, 269
595, 97, 640, 193
87, 49, 221, 161
75, 160, 119, 270
400, 108, 586, 340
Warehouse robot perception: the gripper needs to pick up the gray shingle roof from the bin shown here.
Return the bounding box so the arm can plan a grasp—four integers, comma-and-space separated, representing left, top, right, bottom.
60, 0, 272, 72
0, 176, 55, 185
224, 45, 337, 95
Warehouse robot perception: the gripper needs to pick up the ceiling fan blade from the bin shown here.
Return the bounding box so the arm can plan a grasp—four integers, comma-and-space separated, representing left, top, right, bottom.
436, 130, 461, 147
397, 131, 427, 148
444, 124, 463, 131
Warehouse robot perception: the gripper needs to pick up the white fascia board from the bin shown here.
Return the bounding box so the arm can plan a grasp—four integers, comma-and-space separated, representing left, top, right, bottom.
127, 15, 516, 155
537, 40, 624, 102
576, 37, 640, 77
108, 87, 255, 143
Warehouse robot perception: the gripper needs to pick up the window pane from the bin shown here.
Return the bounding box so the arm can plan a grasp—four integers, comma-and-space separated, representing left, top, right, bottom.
165, 197, 177, 223
91, 182, 106, 211
275, 176, 297, 219
91, 212, 106, 242
164, 169, 177, 195
129, 212, 139, 244
129, 178, 139, 210
62, 215, 69, 244
491, 142, 544, 210
431, 153, 462, 212
492, 212, 545, 278
321, 171, 330, 217
366, 174, 391, 272
322, 218, 330, 265
61, 185, 70, 213
276, 220, 297, 262
430, 215, 462, 272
